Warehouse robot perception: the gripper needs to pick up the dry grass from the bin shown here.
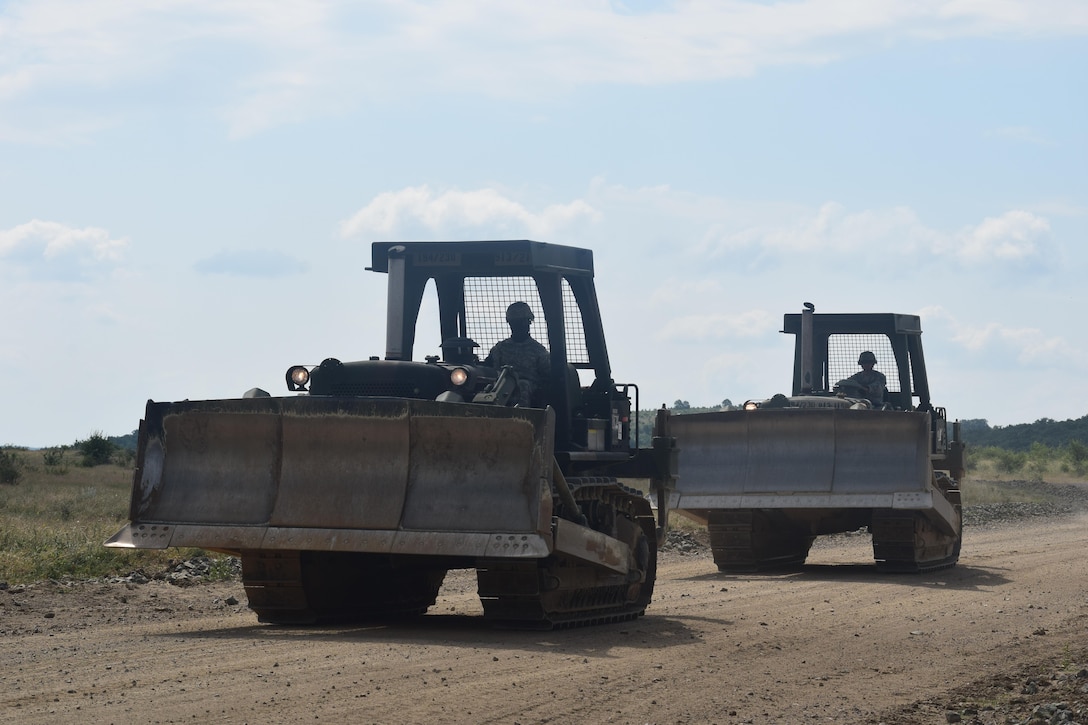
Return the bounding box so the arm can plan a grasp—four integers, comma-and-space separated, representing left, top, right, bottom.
0, 447, 211, 584
966, 459, 1087, 485
959, 478, 1051, 505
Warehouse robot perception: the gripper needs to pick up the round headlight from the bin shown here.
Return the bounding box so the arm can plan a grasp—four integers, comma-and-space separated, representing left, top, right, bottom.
287, 365, 310, 390
449, 367, 469, 387
743, 401, 759, 411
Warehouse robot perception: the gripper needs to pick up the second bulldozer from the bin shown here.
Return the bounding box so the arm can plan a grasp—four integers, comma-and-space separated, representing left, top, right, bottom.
670, 303, 963, 573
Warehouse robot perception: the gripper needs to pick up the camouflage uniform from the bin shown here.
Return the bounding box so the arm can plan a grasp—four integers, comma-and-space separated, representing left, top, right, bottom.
485, 337, 550, 407
843, 368, 887, 405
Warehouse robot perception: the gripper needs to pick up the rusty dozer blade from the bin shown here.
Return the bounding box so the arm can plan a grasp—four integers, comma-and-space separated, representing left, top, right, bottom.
670, 408, 958, 534
106, 396, 556, 559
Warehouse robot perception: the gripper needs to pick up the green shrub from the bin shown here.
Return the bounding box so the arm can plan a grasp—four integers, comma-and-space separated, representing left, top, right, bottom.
76, 431, 117, 467
1026, 442, 1052, 482
112, 447, 136, 467
964, 447, 979, 472
42, 447, 69, 475
992, 448, 1027, 474
1066, 440, 1087, 476
206, 557, 240, 582
0, 450, 21, 485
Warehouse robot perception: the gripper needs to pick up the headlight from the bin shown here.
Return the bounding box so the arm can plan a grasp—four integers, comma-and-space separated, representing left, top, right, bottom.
743, 400, 760, 410
286, 365, 310, 391
449, 367, 469, 387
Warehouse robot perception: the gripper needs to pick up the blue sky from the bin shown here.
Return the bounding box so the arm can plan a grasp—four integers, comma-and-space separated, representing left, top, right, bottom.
1, 1, 1086, 448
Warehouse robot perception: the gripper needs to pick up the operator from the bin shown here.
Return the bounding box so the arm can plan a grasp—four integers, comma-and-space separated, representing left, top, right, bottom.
484, 301, 550, 407
839, 351, 887, 406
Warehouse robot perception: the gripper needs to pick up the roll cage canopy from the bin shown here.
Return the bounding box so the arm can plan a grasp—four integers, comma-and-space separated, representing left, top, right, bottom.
782, 312, 933, 411
367, 240, 617, 441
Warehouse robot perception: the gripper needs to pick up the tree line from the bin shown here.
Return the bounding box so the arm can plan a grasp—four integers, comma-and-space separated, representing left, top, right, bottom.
957, 415, 1088, 452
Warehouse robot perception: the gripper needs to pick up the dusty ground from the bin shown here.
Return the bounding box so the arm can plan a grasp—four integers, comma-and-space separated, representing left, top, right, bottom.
3, 493, 1088, 724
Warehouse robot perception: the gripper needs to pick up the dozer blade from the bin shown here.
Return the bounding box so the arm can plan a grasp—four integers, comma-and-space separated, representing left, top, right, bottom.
669, 408, 960, 571
672, 409, 941, 509
106, 396, 556, 560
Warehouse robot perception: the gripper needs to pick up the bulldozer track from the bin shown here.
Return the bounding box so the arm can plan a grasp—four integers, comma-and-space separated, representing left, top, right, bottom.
708, 492, 963, 574
871, 507, 962, 574
237, 481, 657, 628
240, 551, 446, 624
477, 479, 657, 629
707, 509, 815, 572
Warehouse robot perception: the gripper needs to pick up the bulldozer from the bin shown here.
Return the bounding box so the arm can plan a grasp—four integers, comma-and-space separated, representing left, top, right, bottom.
669, 303, 963, 573
107, 240, 677, 628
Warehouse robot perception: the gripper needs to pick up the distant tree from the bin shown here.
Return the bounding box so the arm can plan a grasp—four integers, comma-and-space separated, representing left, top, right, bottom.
958, 419, 991, 435
673, 400, 691, 411
960, 414, 1088, 451
109, 430, 139, 452
721, 398, 734, 409
0, 450, 21, 485
76, 431, 117, 467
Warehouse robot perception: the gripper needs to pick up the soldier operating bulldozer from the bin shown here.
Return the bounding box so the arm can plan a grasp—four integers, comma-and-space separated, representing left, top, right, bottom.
837, 350, 888, 407
484, 301, 551, 407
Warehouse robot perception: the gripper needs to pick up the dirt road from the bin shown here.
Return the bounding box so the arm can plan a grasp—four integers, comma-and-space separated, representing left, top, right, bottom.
3, 512, 1088, 724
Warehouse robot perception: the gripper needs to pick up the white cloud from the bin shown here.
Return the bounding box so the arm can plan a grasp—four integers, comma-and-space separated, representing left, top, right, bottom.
3, 1, 1086, 139
930, 0, 1088, 35
1026, 200, 1086, 218
193, 250, 308, 278
340, 183, 1059, 278
986, 126, 1053, 146
701, 202, 940, 258
951, 210, 1050, 264
920, 305, 1084, 368
338, 185, 601, 239
656, 308, 779, 343
692, 202, 1053, 271
649, 277, 727, 307
955, 322, 1078, 365
224, 69, 331, 139
0, 219, 128, 278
